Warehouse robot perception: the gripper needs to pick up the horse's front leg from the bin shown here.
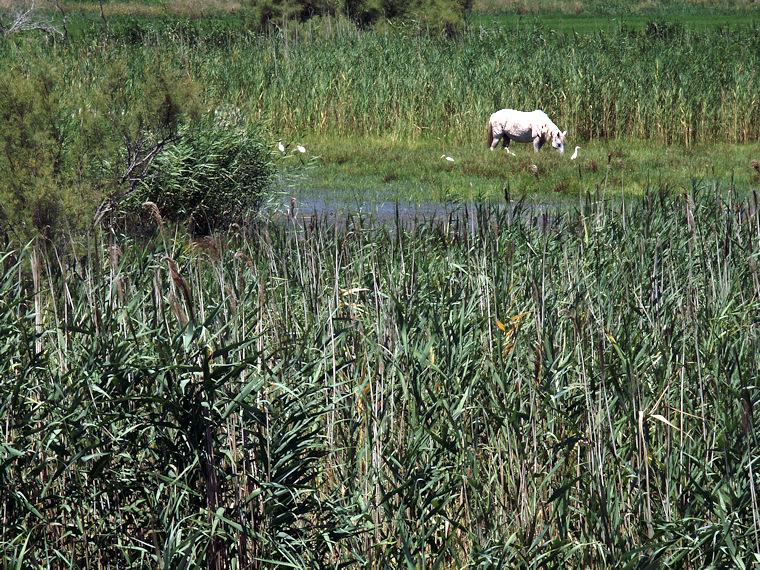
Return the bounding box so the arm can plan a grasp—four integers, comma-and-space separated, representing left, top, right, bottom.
490, 133, 502, 151
533, 137, 544, 153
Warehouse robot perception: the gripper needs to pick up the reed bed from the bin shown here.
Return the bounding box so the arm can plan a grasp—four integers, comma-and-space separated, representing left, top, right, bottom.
2, 181, 759, 568
5, 16, 760, 148
194, 18, 760, 145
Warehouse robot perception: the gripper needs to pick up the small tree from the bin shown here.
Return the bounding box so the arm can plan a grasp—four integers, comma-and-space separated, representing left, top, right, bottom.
89, 55, 203, 225
0, 65, 65, 243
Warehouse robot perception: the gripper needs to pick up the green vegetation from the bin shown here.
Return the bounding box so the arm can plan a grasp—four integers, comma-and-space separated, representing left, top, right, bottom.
214, 19, 760, 146
126, 117, 276, 233
293, 136, 760, 205
2, 2, 760, 567
3, 185, 760, 567
245, 0, 472, 34
4, 4, 760, 215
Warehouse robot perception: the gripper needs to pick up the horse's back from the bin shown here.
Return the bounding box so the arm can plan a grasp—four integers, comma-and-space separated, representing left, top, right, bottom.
489, 109, 536, 142
490, 109, 549, 127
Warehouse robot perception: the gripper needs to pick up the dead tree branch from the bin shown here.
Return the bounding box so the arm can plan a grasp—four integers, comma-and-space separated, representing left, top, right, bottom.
0, 1, 65, 41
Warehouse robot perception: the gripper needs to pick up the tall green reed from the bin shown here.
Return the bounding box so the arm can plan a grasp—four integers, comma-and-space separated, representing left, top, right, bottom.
8, 16, 760, 150
187, 18, 760, 145
2, 180, 760, 567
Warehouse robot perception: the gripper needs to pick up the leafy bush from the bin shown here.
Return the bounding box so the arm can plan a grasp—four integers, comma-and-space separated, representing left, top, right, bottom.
126, 114, 276, 233
246, 0, 471, 33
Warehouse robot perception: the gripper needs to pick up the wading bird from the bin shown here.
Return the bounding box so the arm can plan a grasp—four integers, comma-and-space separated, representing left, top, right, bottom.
297, 144, 306, 153
278, 140, 285, 154
571, 146, 580, 160
441, 154, 455, 162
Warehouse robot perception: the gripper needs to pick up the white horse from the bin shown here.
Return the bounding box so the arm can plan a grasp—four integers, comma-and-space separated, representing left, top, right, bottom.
487, 109, 567, 154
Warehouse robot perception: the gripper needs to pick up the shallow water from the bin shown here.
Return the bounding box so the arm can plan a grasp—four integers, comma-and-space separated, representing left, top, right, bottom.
270, 194, 563, 234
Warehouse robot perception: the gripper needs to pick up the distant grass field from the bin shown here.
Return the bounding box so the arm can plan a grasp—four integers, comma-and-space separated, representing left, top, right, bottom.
468, 0, 760, 43
471, 12, 759, 35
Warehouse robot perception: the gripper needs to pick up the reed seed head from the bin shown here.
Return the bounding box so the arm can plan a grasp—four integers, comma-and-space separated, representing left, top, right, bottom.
235, 251, 255, 272
143, 201, 164, 230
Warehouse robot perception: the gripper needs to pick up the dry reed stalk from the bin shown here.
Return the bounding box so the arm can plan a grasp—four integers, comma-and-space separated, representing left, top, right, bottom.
194, 235, 220, 261
142, 201, 166, 245
30, 245, 43, 355
234, 251, 255, 273
163, 256, 194, 325
110, 244, 124, 307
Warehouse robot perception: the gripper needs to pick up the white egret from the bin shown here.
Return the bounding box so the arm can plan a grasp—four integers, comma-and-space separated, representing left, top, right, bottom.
278, 140, 285, 154
297, 144, 306, 153
441, 154, 455, 162
571, 146, 580, 160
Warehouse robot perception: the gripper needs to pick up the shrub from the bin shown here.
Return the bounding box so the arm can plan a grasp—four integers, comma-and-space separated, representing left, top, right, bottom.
246, 0, 470, 33
125, 114, 276, 234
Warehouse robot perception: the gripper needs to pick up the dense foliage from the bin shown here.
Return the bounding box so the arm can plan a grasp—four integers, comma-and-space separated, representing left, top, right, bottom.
246, 0, 472, 34
2, 5, 760, 566
0, 33, 275, 242
214, 17, 760, 145
126, 117, 276, 233
2, 185, 760, 567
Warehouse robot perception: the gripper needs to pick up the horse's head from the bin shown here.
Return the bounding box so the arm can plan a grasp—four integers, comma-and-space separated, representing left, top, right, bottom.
551, 130, 567, 154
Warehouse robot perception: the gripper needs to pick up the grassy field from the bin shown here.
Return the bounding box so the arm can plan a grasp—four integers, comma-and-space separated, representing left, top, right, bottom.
3, 2, 760, 568
470, 0, 760, 32
281, 136, 760, 208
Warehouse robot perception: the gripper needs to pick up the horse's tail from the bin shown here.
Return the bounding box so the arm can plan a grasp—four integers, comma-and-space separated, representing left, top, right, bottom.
486, 121, 493, 149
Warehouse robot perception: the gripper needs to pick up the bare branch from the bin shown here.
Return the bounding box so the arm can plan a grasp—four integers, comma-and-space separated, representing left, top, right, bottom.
0, 1, 64, 40
46, 0, 67, 41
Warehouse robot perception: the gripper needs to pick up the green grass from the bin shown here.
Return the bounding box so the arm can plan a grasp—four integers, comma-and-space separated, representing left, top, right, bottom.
5, 4, 760, 212
471, 12, 760, 35
275, 136, 760, 205
469, 1, 760, 34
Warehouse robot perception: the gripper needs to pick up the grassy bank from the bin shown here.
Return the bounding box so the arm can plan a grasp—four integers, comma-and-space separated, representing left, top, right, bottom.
276, 136, 760, 206
3, 184, 760, 567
